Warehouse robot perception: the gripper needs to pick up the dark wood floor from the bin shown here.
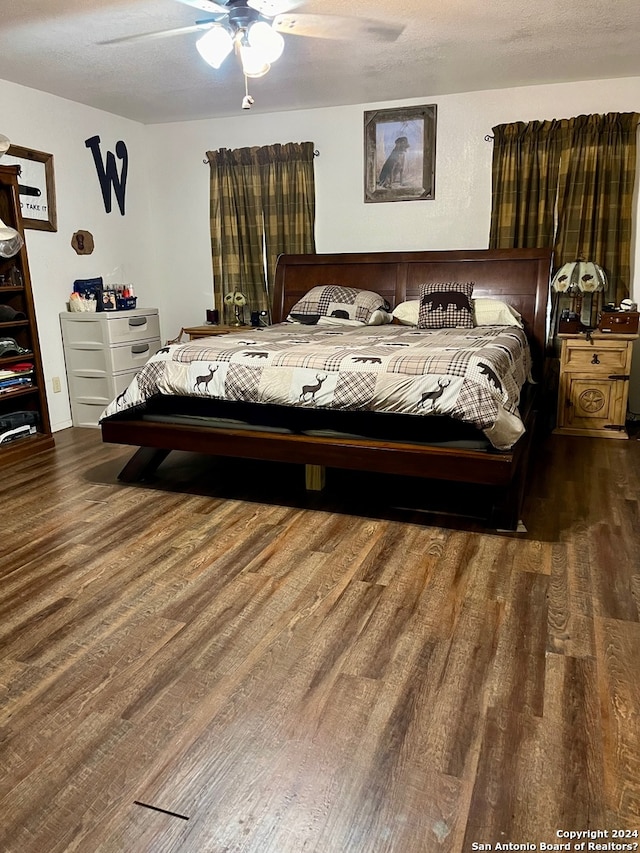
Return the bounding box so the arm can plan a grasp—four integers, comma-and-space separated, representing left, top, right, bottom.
0, 426, 638, 852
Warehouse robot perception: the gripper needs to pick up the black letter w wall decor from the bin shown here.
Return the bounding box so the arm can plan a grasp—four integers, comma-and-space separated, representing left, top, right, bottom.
85, 135, 128, 215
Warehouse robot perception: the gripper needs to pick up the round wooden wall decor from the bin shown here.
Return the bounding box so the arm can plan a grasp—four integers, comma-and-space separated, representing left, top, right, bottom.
71, 230, 95, 255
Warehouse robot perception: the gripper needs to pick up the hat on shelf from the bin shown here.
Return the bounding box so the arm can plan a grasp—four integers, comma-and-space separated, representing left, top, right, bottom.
0, 134, 10, 159
0, 337, 31, 357
0, 306, 27, 322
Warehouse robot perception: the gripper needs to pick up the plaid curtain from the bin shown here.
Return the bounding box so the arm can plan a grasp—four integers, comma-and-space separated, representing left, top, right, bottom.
489, 112, 640, 305
555, 113, 640, 305
206, 147, 268, 318
489, 120, 562, 249
206, 142, 316, 317
257, 142, 316, 298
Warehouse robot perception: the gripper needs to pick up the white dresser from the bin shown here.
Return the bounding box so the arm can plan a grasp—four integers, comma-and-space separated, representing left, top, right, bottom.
60, 308, 161, 428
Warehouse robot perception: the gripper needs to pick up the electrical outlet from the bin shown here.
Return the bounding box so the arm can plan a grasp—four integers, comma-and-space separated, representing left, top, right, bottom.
52, 376, 62, 393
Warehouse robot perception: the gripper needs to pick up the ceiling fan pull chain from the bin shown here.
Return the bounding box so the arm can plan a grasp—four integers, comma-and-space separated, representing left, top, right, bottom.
242, 73, 255, 109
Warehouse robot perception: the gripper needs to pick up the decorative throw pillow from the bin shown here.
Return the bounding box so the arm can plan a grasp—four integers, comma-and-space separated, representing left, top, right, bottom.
418, 282, 475, 329
287, 285, 390, 325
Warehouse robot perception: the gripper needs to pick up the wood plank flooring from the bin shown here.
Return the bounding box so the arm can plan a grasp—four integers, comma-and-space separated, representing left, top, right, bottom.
0, 426, 638, 852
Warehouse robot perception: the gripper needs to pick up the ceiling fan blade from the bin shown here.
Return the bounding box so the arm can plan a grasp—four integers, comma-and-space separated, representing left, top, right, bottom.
247, 0, 302, 15
175, 0, 230, 14
273, 13, 405, 42
98, 21, 216, 46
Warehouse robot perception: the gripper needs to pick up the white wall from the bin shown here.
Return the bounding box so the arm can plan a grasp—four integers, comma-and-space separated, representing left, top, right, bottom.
2, 75, 640, 428
0, 78, 155, 430
145, 76, 640, 410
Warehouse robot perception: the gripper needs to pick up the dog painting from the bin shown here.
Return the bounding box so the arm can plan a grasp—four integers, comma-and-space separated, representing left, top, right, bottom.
377, 136, 410, 188
365, 105, 437, 203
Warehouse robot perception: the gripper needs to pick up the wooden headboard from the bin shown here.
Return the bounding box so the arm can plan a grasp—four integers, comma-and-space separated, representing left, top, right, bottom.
272, 247, 553, 369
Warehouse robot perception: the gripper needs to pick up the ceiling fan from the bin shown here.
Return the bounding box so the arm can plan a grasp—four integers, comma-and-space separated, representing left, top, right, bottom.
102, 0, 404, 104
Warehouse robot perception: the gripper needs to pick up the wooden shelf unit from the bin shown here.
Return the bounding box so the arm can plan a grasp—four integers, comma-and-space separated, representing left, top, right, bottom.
0, 164, 54, 464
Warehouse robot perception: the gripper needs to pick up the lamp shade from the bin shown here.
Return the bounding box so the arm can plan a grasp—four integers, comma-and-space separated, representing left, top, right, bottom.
247, 21, 284, 64
551, 260, 607, 294
224, 290, 247, 307
239, 43, 270, 78
224, 290, 247, 325
196, 26, 234, 69
552, 259, 608, 329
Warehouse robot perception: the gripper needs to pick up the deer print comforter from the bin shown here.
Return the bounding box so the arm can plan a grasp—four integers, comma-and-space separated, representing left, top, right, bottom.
100, 323, 532, 450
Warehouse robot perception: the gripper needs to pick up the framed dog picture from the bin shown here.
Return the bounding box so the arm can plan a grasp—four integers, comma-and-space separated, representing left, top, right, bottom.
364, 104, 437, 203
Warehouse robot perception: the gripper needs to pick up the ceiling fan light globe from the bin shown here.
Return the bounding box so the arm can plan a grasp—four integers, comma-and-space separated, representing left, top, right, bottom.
239, 44, 271, 77
196, 25, 233, 69
247, 21, 284, 63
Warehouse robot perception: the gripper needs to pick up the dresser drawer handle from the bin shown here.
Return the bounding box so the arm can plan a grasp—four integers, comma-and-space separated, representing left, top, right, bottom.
128, 317, 146, 327
131, 343, 150, 354
591, 353, 600, 364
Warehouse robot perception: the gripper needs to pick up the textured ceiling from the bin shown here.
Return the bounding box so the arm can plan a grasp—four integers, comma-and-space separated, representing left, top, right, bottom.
0, 0, 639, 124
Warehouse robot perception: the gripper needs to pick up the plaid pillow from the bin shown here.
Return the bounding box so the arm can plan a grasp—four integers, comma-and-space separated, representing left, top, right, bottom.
418, 282, 475, 329
288, 285, 389, 325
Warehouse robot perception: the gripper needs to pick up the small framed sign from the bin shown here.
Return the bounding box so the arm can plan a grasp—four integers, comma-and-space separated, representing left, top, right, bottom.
2, 145, 57, 231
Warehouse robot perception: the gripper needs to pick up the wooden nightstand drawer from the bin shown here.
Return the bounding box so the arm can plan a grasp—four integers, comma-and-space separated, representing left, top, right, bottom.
562, 340, 630, 374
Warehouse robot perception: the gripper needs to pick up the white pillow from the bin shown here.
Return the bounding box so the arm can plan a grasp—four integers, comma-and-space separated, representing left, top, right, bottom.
392, 300, 420, 325
473, 298, 523, 327
392, 297, 523, 328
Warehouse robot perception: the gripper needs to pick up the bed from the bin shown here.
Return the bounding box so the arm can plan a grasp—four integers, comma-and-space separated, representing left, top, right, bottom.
100, 247, 552, 530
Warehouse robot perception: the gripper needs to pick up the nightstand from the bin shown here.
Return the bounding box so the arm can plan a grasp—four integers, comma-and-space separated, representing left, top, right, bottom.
554, 332, 638, 439
183, 324, 250, 340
